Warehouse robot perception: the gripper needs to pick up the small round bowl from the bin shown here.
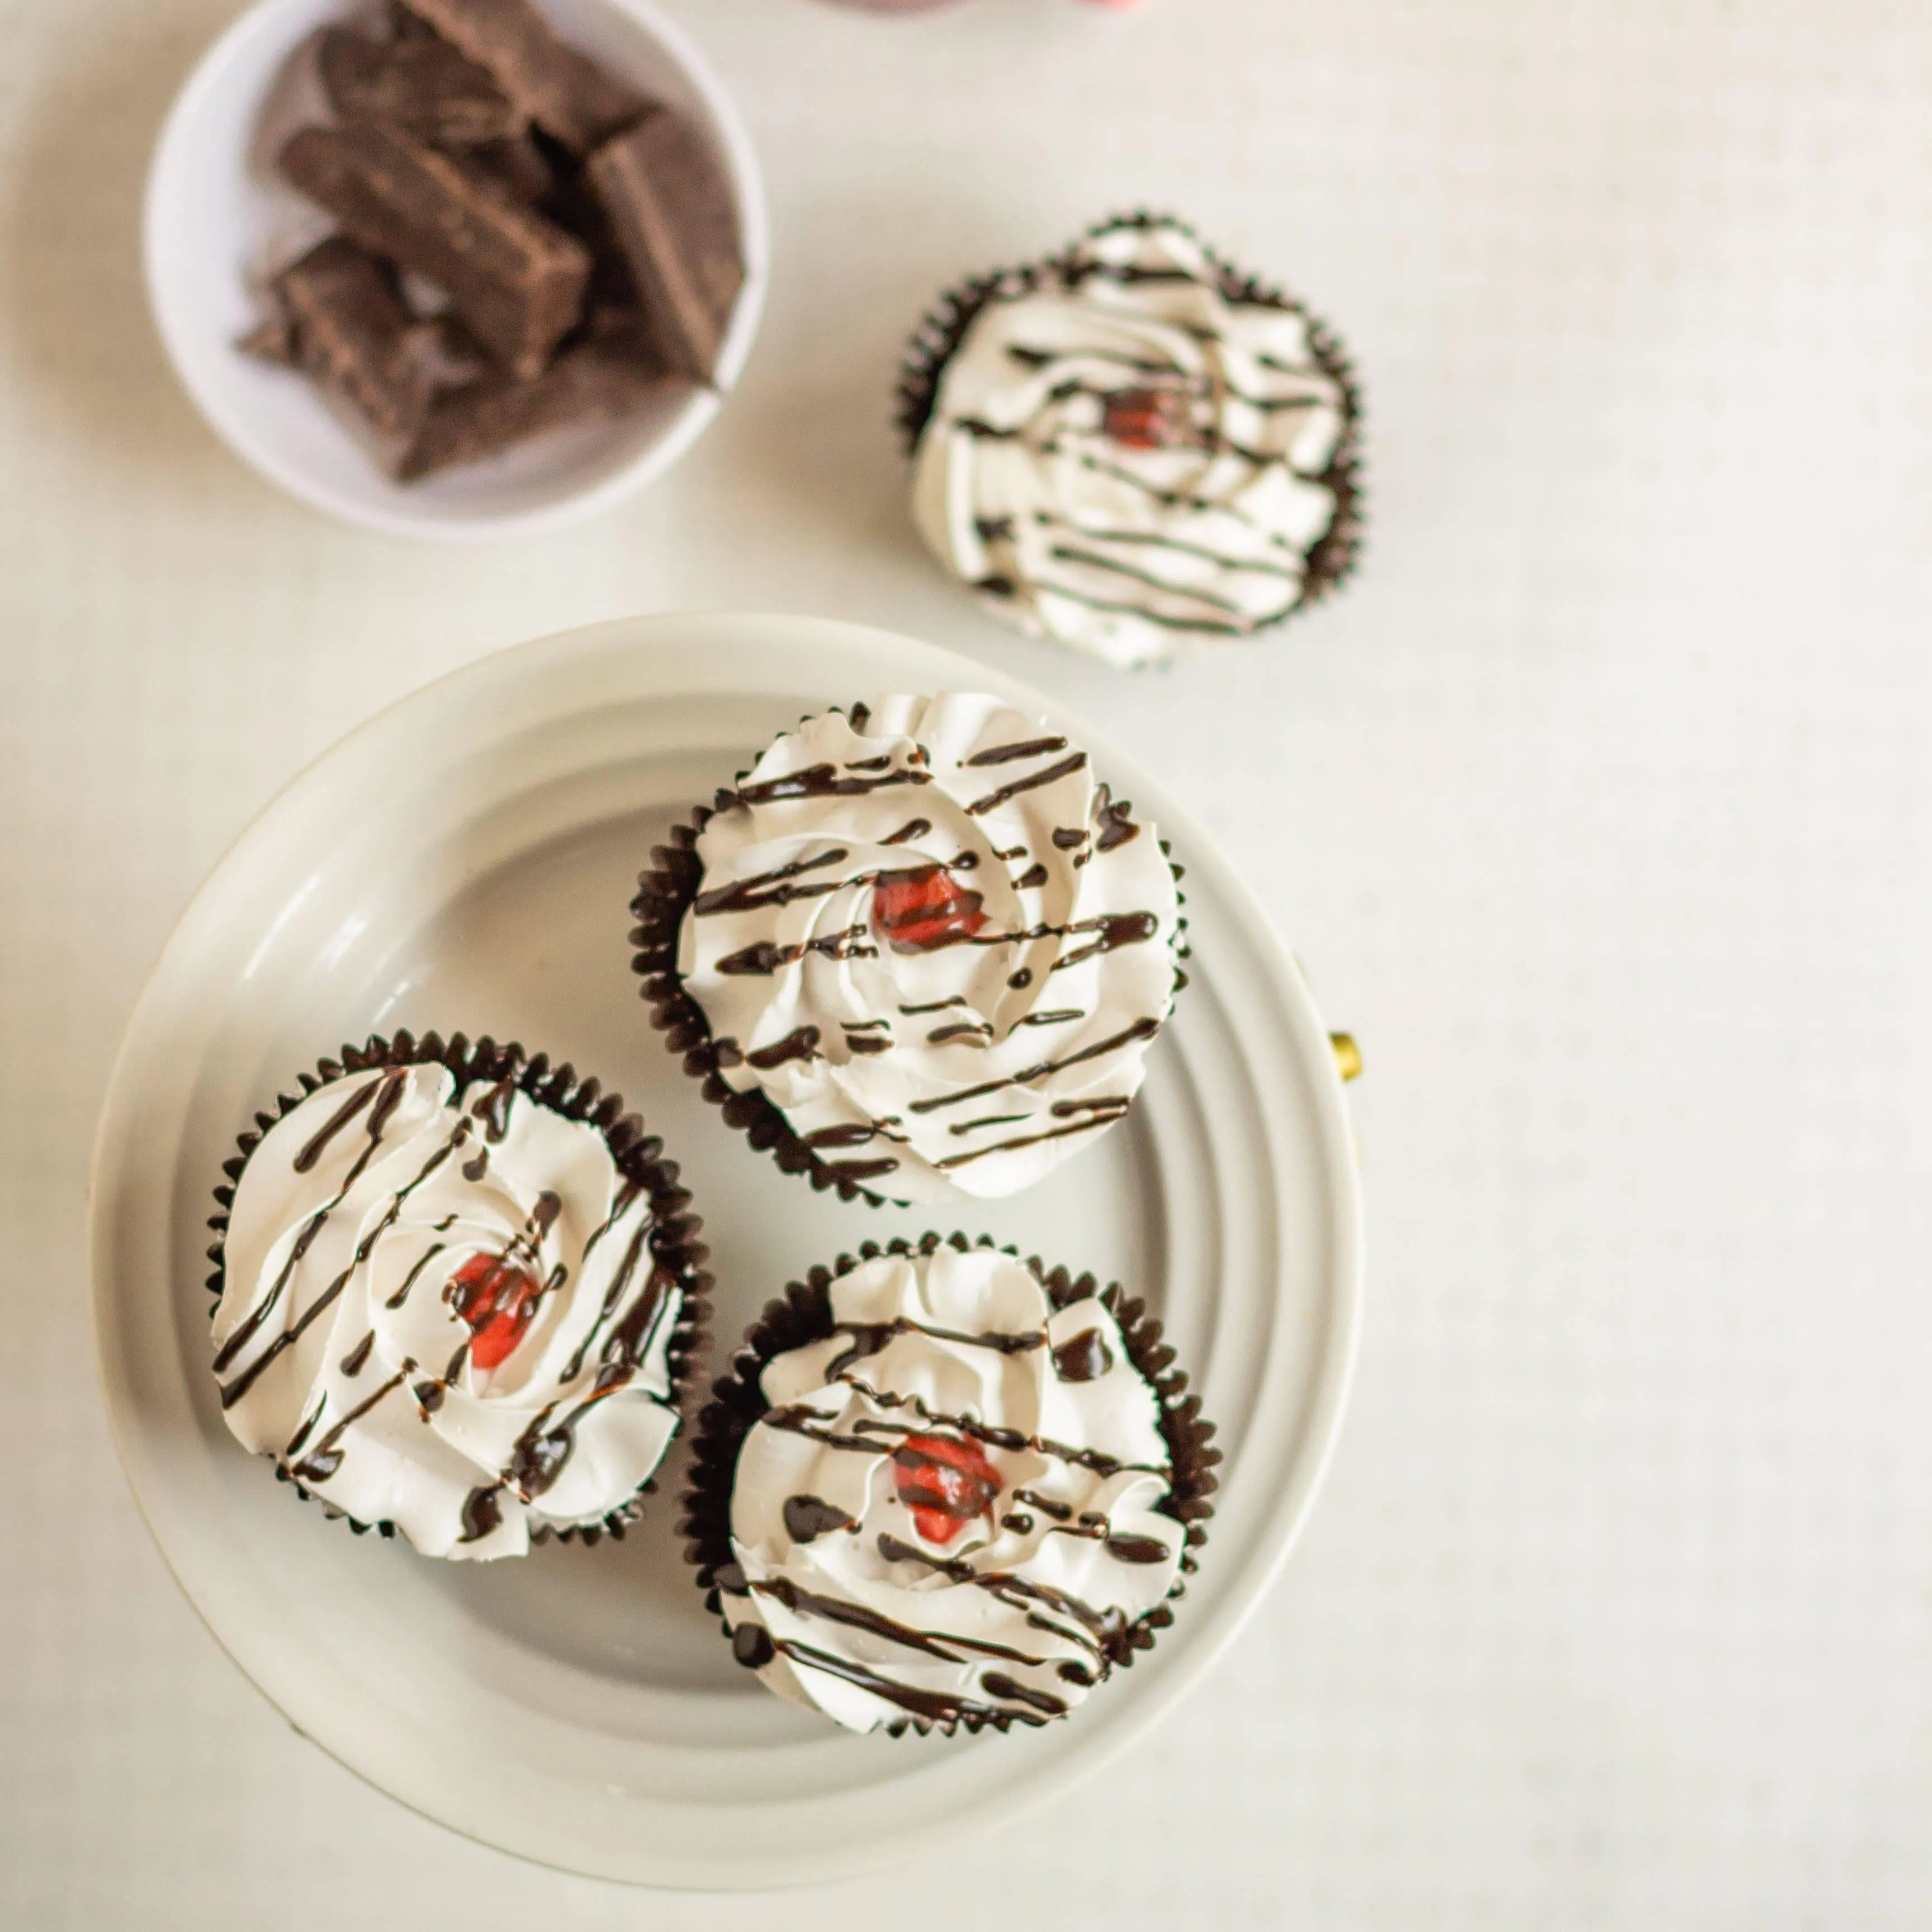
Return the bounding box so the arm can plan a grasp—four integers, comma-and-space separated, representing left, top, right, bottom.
143, 0, 769, 541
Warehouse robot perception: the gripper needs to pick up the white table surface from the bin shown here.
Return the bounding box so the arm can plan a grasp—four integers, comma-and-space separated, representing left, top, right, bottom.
4, 0, 1930, 1922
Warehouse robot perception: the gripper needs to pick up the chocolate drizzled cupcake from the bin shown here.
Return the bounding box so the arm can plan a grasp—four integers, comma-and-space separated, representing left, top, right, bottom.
631, 693, 1188, 1206
897, 212, 1364, 669
206, 1029, 709, 1560
682, 1233, 1218, 1736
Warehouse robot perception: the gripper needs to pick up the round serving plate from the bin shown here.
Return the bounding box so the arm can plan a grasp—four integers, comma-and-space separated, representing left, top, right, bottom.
89, 613, 1362, 1889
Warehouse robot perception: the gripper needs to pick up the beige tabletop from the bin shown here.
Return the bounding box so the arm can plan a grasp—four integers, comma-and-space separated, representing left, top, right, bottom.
5, 0, 1931, 1923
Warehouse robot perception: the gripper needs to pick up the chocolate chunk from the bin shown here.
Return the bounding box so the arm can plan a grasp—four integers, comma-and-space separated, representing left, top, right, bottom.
395, 0, 651, 154
317, 25, 520, 148
587, 113, 742, 382
465, 129, 556, 205
236, 314, 297, 364
397, 339, 664, 479
271, 236, 434, 437
281, 119, 589, 378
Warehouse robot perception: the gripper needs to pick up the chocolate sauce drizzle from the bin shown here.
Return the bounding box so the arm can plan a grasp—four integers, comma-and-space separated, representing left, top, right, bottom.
1051, 1326, 1114, 1381
218, 1054, 692, 1546
782, 1495, 855, 1542
763, 1383, 1167, 1484
676, 707, 1186, 1197
734, 764, 929, 807
821, 1314, 1047, 1379
216, 1120, 470, 1408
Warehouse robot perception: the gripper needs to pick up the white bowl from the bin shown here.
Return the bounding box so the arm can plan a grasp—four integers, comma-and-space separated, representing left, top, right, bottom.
143, 0, 769, 541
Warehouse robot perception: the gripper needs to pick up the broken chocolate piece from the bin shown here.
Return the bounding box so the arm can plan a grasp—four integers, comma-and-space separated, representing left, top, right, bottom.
281, 119, 589, 378
237, 314, 297, 365
588, 113, 742, 382
397, 339, 665, 479
465, 128, 556, 205
396, 0, 650, 154
317, 25, 520, 148
271, 236, 435, 437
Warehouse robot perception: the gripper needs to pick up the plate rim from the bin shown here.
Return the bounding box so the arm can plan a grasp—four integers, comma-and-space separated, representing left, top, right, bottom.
88, 612, 1363, 1888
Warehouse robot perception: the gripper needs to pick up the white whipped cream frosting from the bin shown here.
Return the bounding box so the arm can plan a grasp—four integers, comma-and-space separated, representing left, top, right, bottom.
910, 216, 1351, 667
212, 1060, 684, 1560
679, 693, 1184, 1204
720, 1244, 1186, 1733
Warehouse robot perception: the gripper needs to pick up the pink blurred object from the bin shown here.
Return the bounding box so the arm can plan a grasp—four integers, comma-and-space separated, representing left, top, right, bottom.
814, 0, 1139, 9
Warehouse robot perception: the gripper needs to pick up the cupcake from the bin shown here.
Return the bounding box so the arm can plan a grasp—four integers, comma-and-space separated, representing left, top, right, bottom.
207, 1030, 709, 1560
681, 1234, 1218, 1735
897, 212, 1363, 668
631, 692, 1188, 1206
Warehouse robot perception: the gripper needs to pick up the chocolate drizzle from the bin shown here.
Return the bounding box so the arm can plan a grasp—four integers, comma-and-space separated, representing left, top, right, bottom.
292, 1066, 401, 1173
894, 213, 1365, 662
632, 694, 1190, 1206
782, 1495, 855, 1543
753, 1574, 1052, 1669
906, 1016, 1162, 1115
965, 734, 1068, 768
964, 751, 1088, 817
693, 847, 850, 916
734, 764, 928, 807
216, 1122, 468, 1409
384, 1239, 447, 1309
823, 1313, 1046, 1378
207, 1031, 712, 1555
458, 1484, 503, 1544
979, 1671, 1068, 1718
763, 1382, 1164, 1484
681, 1234, 1220, 1737
745, 1025, 821, 1070
763, 1637, 998, 1726
1051, 1326, 1114, 1381
290, 1365, 409, 1484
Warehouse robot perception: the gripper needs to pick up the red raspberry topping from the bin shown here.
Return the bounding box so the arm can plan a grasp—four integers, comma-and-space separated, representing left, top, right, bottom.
873, 864, 987, 954
452, 1252, 545, 1372
1102, 385, 1192, 450
891, 1433, 1003, 1545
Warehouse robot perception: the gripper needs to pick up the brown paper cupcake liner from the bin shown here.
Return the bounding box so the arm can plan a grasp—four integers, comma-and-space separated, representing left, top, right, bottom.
205, 1026, 713, 1550
678, 1229, 1220, 1737
628, 742, 1190, 1210
893, 207, 1366, 621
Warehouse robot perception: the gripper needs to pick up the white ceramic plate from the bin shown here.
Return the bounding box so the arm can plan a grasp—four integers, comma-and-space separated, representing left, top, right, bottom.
89, 613, 1362, 1890
144, 0, 769, 540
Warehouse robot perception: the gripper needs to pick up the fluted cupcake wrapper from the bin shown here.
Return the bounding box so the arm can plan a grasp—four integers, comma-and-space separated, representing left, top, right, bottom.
631, 795, 892, 1209
678, 1229, 1221, 1738
893, 207, 1367, 624
629, 738, 1191, 1210
205, 1027, 713, 1549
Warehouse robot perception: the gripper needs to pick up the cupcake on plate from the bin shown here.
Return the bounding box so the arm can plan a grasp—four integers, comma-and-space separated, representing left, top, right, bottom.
631, 692, 1188, 1206
207, 1030, 708, 1560
897, 212, 1363, 668
682, 1234, 1218, 1735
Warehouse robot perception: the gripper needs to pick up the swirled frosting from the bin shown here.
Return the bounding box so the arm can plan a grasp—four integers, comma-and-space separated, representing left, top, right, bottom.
212, 1060, 685, 1560
910, 216, 1352, 667
719, 1243, 1186, 1733
678, 693, 1184, 1203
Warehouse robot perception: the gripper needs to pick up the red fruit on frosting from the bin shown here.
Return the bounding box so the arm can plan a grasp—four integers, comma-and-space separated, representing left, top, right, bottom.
452, 1252, 544, 1371
873, 864, 987, 954
891, 1433, 1002, 1544
1102, 385, 1192, 450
